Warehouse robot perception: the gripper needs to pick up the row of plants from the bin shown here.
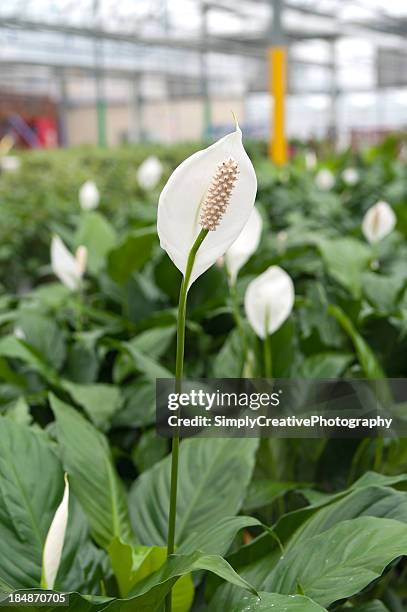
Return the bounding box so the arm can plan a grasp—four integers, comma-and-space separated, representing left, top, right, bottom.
0, 131, 406, 610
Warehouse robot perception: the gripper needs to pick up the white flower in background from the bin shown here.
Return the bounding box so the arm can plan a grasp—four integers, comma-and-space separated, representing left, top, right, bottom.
362, 201, 396, 244
276, 230, 288, 244
244, 266, 295, 339
51, 236, 87, 290
41, 475, 69, 590
137, 155, 163, 190
224, 207, 262, 284
157, 123, 257, 287
342, 167, 359, 186
14, 326, 26, 340
79, 180, 99, 210
0, 155, 21, 172
315, 168, 335, 191
305, 150, 317, 170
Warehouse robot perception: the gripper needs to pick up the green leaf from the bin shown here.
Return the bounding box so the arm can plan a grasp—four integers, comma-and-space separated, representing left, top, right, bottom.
2, 551, 256, 612
362, 272, 405, 314
113, 378, 156, 428
213, 329, 245, 377
328, 304, 385, 378
0, 336, 59, 384
130, 438, 258, 546
220, 592, 326, 611
243, 481, 307, 513
0, 417, 63, 589
75, 211, 117, 274
108, 539, 194, 610
50, 394, 134, 549
339, 602, 389, 612
16, 310, 66, 370
108, 228, 156, 284
179, 516, 262, 556
318, 237, 371, 297
298, 353, 353, 378
62, 381, 123, 430
267, 517, 407, 607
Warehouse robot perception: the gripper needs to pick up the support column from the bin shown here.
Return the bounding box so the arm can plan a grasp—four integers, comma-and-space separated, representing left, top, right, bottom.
57, 68, 69, 147
268, 0, 288, 164
200, 1, 212, 139
93, 0, 107, 146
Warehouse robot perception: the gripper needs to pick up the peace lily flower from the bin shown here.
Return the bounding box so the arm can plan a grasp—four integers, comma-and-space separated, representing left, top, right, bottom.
342, 167, 359, 186
79, 180, 99, 210
362, 201, 396, 244
137, 155, 163, 190
305, 150, 317, 170
244, 266, 295, 339
157, 123, 257, 287
315, 168, 335, 191
51, 236, 87, 290
41, 475, 69, 590
224, 207, 262, 284
0, 155, 21, 172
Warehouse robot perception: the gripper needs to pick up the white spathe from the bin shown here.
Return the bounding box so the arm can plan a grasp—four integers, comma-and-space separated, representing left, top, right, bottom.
244, 266, 295, 339
51, 236, 87, 290
342, 167, 359, 185
79, 180, 100, 210
157, 124, 257, 286
305, 151, 317, 170
225, 207, 262, 284
42, 475, 69, 590
137, 155, 163, 190
315, 168, 335, 191
362, 201, 396, 243
0, 156, 21, 172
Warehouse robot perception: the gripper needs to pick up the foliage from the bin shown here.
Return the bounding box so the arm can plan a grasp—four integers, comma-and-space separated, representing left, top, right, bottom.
0, 135, 406, 610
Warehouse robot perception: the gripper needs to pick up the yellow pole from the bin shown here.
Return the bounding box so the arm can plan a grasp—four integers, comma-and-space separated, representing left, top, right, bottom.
268, 46, 288, 165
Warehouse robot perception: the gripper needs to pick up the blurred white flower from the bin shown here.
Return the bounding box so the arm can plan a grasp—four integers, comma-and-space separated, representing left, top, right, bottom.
51, 236, 87, 290
79, 180, 99, 210
244, 266, 294, 339
277, 230, 288, 244
342, 167, 359, 186
42, 475, 69, 590
315, 168, 335, 191
362, 201, 396, 244
0, 156, 21, 172
157, 123, 257, 287
137, 155, 163, 190
305, 150, 317, 170
14, 326, 26, 340
225, 207, 262, 284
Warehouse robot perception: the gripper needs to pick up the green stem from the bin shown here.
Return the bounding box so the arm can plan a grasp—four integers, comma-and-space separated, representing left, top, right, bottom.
263, 333, 273, 378
229, 279, 248, 374
263, 310, 272, 378
165, 228, 208, 612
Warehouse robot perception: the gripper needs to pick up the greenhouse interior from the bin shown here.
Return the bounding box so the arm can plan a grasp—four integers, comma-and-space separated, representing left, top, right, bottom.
0, 1, 407, 611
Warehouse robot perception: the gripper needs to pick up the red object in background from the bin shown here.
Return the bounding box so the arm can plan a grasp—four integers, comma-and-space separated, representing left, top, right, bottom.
34, 117, 58, 148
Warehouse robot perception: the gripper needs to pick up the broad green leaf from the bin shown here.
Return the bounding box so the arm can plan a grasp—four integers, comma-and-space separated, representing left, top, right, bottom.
113, 378, 156, 428
267, 517, 407, 607
50, 394, 134, 549
108, 539, 194, 610
362, 272, 405, 314
62, 381, 122, 430
328, 304, 385, 378
132, 430, 168, 473
121, 342, 172, 379
1, 552, 256, 612
213, 329, 245, 377
298, 353, 353, 378
0, 417, 63, 589
339, 602, 389, 612
75, 211, 117, 274
130, 438, 258, 546
318, 237, 371, 297
107, 228, 156, 284
243, 481, 307, 513
0, 336, 59, 384
179, 516, 262, 556
16, 310, 66, 370
218, 591, 326, 611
